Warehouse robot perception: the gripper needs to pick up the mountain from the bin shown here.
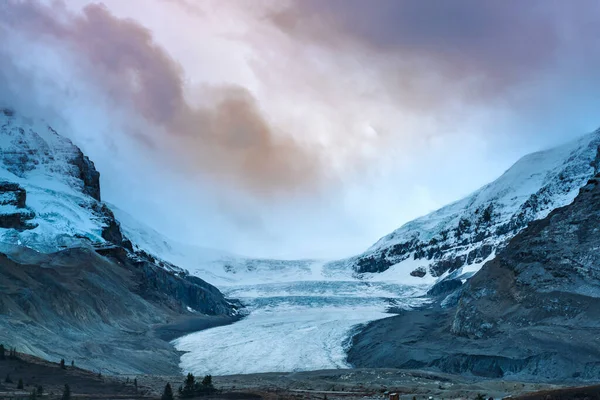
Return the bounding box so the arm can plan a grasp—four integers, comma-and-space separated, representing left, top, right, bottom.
0, 108, 239, 374
0, 107, 129, 251
331, 129, 600, 284
348, 170, 600, 382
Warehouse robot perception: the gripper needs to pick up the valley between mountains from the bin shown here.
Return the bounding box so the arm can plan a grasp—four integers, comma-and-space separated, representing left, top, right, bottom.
2, 107, 600, 387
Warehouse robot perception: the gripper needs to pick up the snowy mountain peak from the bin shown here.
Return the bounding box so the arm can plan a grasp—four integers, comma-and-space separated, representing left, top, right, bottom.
0, 108, 100, 201
0, 108, 122, 252
328, 129, 600, 283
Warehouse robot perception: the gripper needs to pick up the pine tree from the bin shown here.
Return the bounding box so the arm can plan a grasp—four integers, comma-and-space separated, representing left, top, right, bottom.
201, 374, 213, 387
60, 359, 65, 369
179, 373, 196, 398
9, 347, 17, 359
71, 360, 75, 367
5, 373, 12, 383
161, 382, 174, 400
201, 374, 215, 394
37, 386, 43, 395
17, 378, 24, 389
0, 344, 5, 360
61, 384, 71, 400
134, 378, 138, 389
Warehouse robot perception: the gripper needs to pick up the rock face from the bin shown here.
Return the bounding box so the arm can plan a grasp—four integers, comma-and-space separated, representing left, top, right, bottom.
330, 130, 600, 280
348, 171, 600, 382
453, 173, 600, 339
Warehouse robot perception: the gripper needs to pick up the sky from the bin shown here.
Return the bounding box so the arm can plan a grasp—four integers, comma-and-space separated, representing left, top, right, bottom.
0, 0, 599, 259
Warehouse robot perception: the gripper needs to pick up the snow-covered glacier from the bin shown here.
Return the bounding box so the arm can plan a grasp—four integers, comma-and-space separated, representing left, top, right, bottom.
113, 212, 431, 374
173, 280, 427, 375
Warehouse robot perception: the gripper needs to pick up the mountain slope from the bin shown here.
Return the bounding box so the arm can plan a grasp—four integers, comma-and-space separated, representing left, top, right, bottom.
349, 171, 600, 382
0, 108, 239, 374
332, 129, 600, 283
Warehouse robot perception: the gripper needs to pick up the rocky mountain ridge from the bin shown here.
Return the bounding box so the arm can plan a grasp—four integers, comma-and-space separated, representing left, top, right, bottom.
331, 129, 600, 284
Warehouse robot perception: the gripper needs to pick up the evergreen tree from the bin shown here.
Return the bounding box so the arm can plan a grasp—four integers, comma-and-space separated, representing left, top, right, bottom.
201, 375, 213, 388
60, 359, 66, 369
61, 384, 71, 400
0, 344, 5, 360
134, 378, 138, 389
29, 389, 37, 400
9, 347, 17, 359
201, 374, 216, 394
17, 378, 24, 389
71, 360, 75, 367
179, 373, 196, 398
161, 382, 174, 400
37, 386, 43, 395
4, 374, 12, 383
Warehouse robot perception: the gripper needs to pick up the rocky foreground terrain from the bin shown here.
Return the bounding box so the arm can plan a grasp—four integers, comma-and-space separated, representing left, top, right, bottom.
348, 172, 600, 382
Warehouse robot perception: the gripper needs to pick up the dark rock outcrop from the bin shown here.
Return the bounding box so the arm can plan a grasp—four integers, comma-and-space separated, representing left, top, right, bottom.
410, 266, 427, 278
427, 278, 462, 297
70, 147, 101, 201
0, 181, 26, 208
0, 181, 36, 230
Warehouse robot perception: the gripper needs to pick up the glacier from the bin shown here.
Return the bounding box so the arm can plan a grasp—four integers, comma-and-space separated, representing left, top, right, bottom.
173, 280, 427, 375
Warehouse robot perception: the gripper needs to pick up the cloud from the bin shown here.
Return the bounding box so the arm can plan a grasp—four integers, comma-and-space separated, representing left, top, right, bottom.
0, 0, 325, 197
269, 0, 600, 107
1, 0, 599, 258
